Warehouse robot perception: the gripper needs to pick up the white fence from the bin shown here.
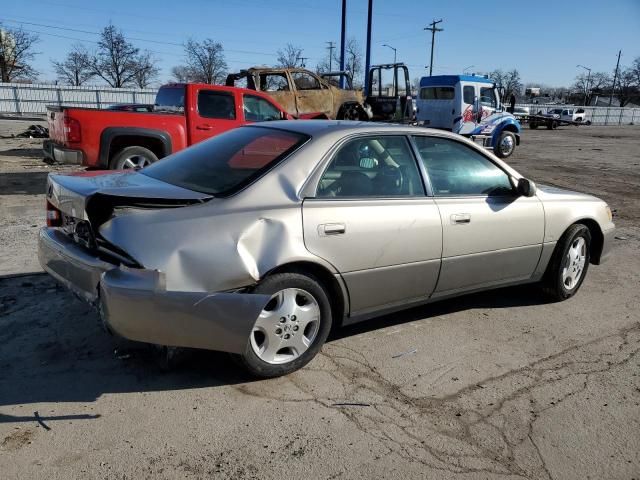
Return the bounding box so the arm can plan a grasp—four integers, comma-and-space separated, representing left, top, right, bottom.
0, 82, 157, 115
518, 103, 640, 126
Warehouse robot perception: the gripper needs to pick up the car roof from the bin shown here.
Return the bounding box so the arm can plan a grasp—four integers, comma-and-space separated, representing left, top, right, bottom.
247, 120, 462, 142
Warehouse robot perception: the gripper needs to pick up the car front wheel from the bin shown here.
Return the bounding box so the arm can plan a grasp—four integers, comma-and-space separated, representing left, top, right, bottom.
494, 131, 516, 158
543, 224, 591, 301
236, 272, 333, 378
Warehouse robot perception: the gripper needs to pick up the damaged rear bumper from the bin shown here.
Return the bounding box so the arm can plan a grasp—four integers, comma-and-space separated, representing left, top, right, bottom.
38, 227, 269, 354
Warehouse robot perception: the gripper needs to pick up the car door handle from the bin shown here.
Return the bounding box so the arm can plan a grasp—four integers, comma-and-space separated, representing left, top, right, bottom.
451, 213, 471, 224
196, 124, 213, 131
319, 223, 346, 236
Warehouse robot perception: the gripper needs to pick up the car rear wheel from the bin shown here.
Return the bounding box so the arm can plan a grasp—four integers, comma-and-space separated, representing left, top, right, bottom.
111, 146, 158, 170
235, 272, 333, 378
494, 131, 516, 158
542, 224, 591, 301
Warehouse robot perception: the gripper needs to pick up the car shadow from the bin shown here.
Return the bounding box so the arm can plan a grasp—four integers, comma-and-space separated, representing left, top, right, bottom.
0, 148, 43, 159
0, 274, 551, 422
333, 283, 549, 340
0, 171, 49, 195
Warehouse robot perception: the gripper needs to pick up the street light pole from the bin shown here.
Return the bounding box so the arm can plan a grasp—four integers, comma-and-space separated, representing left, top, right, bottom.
382, 44, 397, 64
382, 44, 397, 96
577, 64, 591, 106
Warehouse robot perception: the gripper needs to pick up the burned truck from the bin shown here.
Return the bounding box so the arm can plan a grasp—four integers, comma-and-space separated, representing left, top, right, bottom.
226, 67, 371, 121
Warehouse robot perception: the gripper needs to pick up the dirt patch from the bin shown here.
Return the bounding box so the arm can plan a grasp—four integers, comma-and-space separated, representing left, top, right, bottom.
1, 429, 34, 451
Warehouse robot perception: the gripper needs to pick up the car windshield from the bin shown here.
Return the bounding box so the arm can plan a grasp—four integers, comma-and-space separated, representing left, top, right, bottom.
142, 127, 309, 196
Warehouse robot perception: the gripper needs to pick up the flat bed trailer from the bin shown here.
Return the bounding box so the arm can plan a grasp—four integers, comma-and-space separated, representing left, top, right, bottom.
526, 114, 589, 130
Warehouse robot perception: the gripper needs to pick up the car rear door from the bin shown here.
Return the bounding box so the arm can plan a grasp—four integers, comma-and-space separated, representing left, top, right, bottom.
411, 135, 544, 297
188, 87, 241, 145
302, 134, 442, 317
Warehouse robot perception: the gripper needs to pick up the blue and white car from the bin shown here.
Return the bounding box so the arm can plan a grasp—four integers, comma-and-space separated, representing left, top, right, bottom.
416, 74, 521, 158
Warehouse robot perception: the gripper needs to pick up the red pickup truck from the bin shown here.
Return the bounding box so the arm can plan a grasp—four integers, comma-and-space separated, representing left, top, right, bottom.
43, 83, 299, 169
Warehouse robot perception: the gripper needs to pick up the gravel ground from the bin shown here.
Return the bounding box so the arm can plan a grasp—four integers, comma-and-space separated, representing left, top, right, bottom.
0, 119, 639, 479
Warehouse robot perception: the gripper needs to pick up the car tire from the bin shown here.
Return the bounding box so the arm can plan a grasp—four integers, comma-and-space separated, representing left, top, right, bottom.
235, 272, 333, 378
529, 121, 538, 129
542, 224, 591, 301
110, 146, 158, 170
494, 131, 516, 158
338, 103, 365, 121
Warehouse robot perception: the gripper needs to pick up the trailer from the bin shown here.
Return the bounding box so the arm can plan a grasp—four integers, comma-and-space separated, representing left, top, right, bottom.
526, 114, 589, 129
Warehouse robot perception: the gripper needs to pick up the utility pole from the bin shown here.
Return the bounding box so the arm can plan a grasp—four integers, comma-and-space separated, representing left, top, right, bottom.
326, 41, 335, 71
364, 0, 373, 95
424, 19, 443, 77
296, 56, 308, 68
339, 0, 347, 88
608, 49, 621, 106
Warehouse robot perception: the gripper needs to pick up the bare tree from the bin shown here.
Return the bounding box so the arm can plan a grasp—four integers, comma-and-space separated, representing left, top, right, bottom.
170, 65, 191, 83
572, 71, 610, 105
132, 51, 159, 88
631, 57, 640, 86
90, 24, 142, 88
614, 68, 639, 107
0, 24, 40, 82
315, 38, 363, 86
52, 44, 94, 86
277, 43, 304, 68
172, 39, 227, 84
489, 68, 522, 101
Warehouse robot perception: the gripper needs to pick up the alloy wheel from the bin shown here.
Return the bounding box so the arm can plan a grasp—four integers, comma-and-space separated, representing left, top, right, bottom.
250, 288, 321, 364
561, 237, 586, 290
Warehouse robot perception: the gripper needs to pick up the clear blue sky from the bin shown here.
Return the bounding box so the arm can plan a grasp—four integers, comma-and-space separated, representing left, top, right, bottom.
2, 0, 639, 87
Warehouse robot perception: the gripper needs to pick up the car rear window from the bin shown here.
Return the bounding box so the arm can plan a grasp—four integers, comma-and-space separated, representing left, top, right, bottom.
154, 86, 185, 113
141, 127, 309, 196
419, 87, 454, 100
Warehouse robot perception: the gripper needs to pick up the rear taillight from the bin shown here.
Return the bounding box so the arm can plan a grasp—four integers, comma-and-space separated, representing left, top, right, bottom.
46, 200, 62, 227
63, 116, 81, 143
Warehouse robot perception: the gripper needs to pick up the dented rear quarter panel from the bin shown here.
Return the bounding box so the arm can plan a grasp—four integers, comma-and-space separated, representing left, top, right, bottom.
98, 130, 344, 293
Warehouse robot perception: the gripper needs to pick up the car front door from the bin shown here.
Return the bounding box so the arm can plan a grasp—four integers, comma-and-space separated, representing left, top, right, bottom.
256, 72, 298, 116
290, 71, 333, 117
302, 134, 442, 317
412, 135, 544, 297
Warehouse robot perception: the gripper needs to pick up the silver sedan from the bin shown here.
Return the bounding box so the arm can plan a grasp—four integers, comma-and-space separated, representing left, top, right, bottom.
39, 121, 615, 377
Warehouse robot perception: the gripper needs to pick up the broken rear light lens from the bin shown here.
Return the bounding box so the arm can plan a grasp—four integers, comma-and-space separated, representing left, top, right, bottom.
63, 116, 82, 143
46, 200, 62, 227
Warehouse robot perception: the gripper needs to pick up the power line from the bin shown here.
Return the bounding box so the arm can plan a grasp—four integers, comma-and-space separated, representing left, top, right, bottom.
1, 18, 279, 57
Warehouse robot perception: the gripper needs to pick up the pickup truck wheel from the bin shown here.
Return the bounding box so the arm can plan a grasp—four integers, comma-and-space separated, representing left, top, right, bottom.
542, 224, 591, 301
110, 146, 158, 170
235, 272, 332, 378
493, 131, 516, 158
338, 104, 362, 121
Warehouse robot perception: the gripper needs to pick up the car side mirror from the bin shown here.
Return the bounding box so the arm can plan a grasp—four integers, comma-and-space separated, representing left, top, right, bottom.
516, 178, 537, 197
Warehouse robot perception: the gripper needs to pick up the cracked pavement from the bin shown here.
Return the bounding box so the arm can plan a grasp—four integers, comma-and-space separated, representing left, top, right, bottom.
1, 121, 639, 479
